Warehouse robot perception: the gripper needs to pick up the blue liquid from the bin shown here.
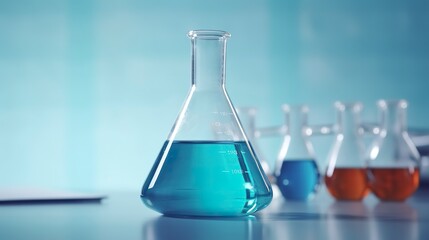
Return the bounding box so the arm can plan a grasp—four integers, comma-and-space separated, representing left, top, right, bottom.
276, 159, 320, 201
141, 140, 272, 217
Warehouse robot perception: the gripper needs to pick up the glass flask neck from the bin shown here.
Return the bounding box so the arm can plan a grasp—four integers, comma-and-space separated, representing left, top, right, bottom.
286, 105, 309, 139
326, 102, 365, 171
335, 102, 363, 136
189, 30, 230, 91
378, 100, 407, 134
279, 105, 314, 160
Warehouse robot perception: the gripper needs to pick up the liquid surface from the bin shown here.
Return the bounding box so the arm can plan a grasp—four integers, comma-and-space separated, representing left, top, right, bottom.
368, 168, 419, 201
141, 140, 272, 217
276, 159, 320, 201
325, 168, 370, 201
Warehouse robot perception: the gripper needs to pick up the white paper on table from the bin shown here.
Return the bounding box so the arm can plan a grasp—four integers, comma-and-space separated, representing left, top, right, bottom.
0, 188, 107, 203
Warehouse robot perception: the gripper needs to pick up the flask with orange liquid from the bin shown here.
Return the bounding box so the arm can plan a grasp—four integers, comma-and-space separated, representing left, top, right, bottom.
367, 100, 420, 201
324, 102, 370, 201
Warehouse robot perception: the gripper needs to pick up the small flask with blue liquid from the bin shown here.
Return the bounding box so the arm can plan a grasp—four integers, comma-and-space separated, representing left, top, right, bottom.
140, 30, 272, 217
274, 105, 320, 201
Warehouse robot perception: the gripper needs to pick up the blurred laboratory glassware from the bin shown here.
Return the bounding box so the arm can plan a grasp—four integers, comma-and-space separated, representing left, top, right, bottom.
236, 107, 286, 200
324, 102, 370, 201
275, 104, 320, 201
367, 99, 420, 201
408, 128, 429, 186
236, 107, 271, 176
141, 30, 272, 217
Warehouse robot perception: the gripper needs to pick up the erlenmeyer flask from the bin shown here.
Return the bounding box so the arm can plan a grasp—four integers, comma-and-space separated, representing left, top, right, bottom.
367, 100, 420, 201
324, 102, 370, 201
141, 30, 273, 217
275, 105, 320, 201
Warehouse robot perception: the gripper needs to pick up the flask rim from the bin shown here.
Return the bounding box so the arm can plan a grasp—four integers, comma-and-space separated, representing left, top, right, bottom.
334, 101, 363, 112
281, 104, 309, 113
377, 99, 408, 109
188, 30, 231, 39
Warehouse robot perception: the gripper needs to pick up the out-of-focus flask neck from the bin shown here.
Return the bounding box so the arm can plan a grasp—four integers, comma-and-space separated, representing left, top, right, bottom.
335, 102, 362, 136
286, 106, 308, 139
189, 30, 230, 91
281, 105, 313, 159
378, 100, 407, 134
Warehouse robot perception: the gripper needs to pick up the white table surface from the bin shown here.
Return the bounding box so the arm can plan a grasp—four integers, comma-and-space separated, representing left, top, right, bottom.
0, 185, 428, 240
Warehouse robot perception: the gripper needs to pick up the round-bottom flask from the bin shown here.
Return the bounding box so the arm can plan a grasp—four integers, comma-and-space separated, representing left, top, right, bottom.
324, 102, 370, 201
275, 105, 320, 201
367, 100, 420, 201
141, 30, 272, 217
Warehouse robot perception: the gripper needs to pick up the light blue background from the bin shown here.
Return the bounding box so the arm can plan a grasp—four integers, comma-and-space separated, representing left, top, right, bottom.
1, 0, 428, 191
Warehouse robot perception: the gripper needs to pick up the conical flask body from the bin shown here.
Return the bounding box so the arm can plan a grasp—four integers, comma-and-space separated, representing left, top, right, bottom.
141, 30, 272, 217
